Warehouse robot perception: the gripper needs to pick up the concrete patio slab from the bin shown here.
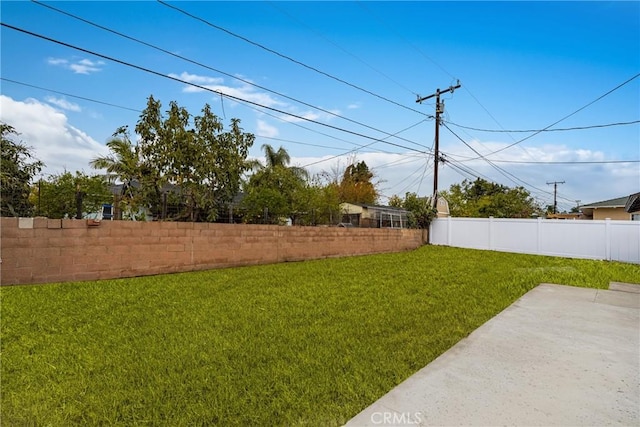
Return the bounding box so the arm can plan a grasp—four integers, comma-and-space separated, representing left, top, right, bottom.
345, 283, 640, 426
610, 281, 640, 294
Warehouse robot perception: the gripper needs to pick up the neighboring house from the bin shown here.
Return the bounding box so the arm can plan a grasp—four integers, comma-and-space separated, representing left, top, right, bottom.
581, 193, 640, 220
340, 203, 409, 228
339, 198, 449, 228
103, 181, 184, 221
546, 212, 583, 220
339, 194, 451, 229
625, 192, 640, 217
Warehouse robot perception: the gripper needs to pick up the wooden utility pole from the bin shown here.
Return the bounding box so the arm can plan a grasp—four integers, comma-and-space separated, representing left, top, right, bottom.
546, 180, 565, 214
416, 80, 461, 207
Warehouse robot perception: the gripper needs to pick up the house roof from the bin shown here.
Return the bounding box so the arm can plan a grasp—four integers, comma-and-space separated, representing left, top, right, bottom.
625, 192, 640, 213
581, 196, 629, 209
342, 202, 408, 213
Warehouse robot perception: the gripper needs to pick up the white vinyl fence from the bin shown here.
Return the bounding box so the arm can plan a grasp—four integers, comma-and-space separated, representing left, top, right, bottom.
429, 217, 640, 264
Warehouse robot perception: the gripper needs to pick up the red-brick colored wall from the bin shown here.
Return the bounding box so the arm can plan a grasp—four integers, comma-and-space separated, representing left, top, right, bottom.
0, 218, 425, 285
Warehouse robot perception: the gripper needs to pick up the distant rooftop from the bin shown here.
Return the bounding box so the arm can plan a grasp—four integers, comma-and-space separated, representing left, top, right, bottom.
581, 196, 629, 209
625, 192, 640, 213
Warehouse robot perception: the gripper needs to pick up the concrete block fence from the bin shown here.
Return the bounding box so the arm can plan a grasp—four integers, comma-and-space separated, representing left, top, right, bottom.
0, 217, 424, 285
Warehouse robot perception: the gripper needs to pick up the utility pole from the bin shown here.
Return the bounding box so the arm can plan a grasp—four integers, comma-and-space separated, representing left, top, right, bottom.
546, 180, 565, 214
416, 80, 461, 207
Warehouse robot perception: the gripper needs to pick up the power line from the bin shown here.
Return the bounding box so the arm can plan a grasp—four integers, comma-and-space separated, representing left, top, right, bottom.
445, 119, 640, 133
479, 72, 640, 158
30, 0, 431, 151
1, 77, 142, 112
5, 74, 425, 162
416, 81, 461, 204
546, 180, 565, 214
255, 135, 346, 152
156, 0, 431, 118
354, 1, 539, 162
442, 122, 570, 201
445, 125, 580, 206
300, 119, 430, 168
355, 1, 452, 82
375, 152, 430, 170
251, 104, 402, 156
1, 22, 430, 156
389, 161, 432, 196
444, 149, 640, 164
460, 158, 640, 165
266, 0, 418, 97
444, 158, 486, 182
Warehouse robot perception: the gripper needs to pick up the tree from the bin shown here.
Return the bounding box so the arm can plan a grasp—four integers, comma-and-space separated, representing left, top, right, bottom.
196, 115, 255, 221
260, 144, 309, 181
241, 144, 309, 224
288, 177, 341, 226
441, 178, 541, 218
90, 126, 144, 218
1, 123, 44, 217
33, 171, 112, 219
388, 192, 437, 229
96, 96, 255, 221
338, 161, 377, 204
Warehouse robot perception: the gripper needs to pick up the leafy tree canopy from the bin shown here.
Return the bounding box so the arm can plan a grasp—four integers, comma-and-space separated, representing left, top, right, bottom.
241, 144, 310, 224
31, 171, 112, 219
1, 123, 43, 217
337, 160, 377, 205
90, 127, 145, 218
92, 96, 255, 221
441, 178, 541, 218
388, 192, 437, 228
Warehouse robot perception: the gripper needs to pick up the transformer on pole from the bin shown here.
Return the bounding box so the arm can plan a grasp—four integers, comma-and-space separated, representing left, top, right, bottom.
416, 80, 461, 207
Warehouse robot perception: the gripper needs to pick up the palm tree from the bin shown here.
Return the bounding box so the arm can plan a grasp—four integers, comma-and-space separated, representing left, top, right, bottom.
260, 144, 308, 180
90, 127, 142, 212
91, 137, 139, 182
241, 145, 310, 223
262, 144, 290, 168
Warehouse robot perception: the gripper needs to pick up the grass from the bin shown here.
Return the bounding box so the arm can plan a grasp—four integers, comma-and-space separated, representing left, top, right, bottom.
2, 246, 638, 426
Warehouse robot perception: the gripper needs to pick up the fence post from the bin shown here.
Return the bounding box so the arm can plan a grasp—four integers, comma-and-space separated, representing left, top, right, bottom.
447, 216, 452, 245
488, 216, 494, 250
605, 218, 611, 261
537, 217, 542, 255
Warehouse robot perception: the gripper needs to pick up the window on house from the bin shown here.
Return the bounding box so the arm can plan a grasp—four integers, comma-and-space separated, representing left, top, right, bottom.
632, 214, 640, 221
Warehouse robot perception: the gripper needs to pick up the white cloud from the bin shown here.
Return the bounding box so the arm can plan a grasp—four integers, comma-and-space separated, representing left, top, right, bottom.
69, 64, 100, 75
436, 141, 640, 209
0, 95, 109, 176
170, 71, 224, 86
347, 103, 361, 110
78, 59, 104, 67
278, 108, 341, 124
289, 141, 639, 209
256, 119, 279, 138
45, 96, 81, 112
48, 57, 104, 74
169, 71, 285, 108
171, 71, 346, 128
47, 58, 68, 66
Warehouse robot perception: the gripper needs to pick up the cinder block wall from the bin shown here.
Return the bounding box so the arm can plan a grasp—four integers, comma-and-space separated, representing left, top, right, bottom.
0, 218, 424, 285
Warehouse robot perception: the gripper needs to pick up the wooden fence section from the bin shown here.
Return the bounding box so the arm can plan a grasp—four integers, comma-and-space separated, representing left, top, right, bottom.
430, 217, 640, 263
0, 218, 424, 285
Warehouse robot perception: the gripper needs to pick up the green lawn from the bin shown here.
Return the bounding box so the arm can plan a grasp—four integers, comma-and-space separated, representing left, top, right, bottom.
2, 246, 638, 426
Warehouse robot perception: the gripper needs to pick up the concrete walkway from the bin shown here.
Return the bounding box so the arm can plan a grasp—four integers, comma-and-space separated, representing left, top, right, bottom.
345, 283, 640, 426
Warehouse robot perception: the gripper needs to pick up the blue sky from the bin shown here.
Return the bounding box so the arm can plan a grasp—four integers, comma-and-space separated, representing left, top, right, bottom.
1, 1, 639, 211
